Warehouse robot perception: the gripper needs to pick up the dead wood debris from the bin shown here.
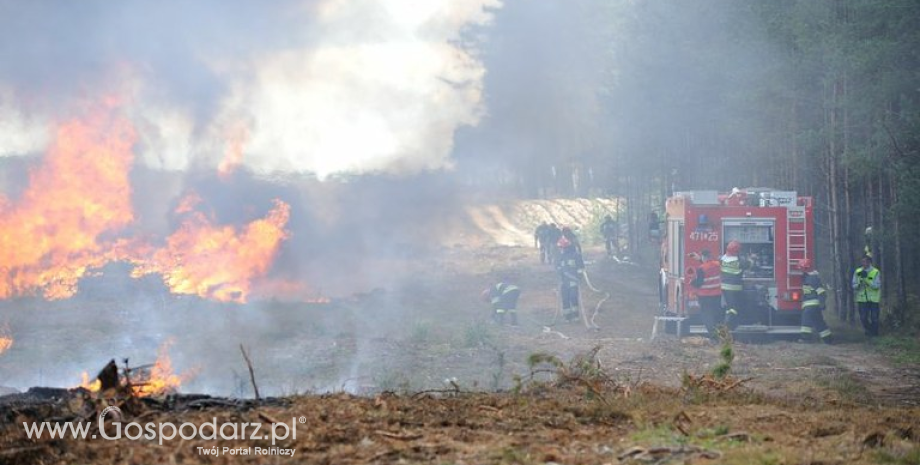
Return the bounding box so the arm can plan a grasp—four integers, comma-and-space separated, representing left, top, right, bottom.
2, 382, 919, 465
526, 345, 636, 403
681, 373, 753, 393
618, 444, 722, 462
240, 344, 261, 403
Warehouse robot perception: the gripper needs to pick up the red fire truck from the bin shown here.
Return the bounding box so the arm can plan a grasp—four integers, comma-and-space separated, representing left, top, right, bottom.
658, 188, 814, 335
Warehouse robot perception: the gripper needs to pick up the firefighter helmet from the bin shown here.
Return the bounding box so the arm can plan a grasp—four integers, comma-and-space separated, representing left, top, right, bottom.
799, 259, 813, 271
726, 240, 741, 255
557, 236, 571, 248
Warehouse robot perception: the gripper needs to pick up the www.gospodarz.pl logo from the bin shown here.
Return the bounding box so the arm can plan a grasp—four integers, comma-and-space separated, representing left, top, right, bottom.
23, 404, 300, 450
96, 405, 298, 446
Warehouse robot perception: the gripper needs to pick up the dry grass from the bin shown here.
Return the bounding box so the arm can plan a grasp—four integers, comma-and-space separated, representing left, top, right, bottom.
2, 381, 918, 465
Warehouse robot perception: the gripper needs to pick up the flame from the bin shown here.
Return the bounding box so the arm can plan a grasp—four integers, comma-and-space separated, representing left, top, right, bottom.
80, 372, 101, 392
218, 124, 249, 179
0, 104, 136, 299
0, 101, 305, 303
0, 323, 12, 356
133, 339, 184, 396
79, 339, 189, 396
130, 198, 291, 303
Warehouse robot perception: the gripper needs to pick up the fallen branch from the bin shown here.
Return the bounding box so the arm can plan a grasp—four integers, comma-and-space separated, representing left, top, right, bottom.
410, 388, 469, 399
375, 430, 422, 441
258, 411, 283, 424
723, 377, 754, 391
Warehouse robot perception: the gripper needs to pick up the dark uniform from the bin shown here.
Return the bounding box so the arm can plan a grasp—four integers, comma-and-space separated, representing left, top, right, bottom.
488, 281, 521, 326
801, 263, 832, 343
600, 215, 618, 257
720, 241, 748, 330
560, 226, 582, 255
556, 238, 585, 322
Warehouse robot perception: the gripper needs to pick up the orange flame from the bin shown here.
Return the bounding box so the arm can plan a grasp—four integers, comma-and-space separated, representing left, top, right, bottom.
218, 124, 248, 180
79, 340, 189, 397
0, 338, 11, 355
80, 372, 101, 392
133, 339, 184, 396
0, 101, 306, 303
0, 324, 12, 356
0, 104, 135, 299
130, 198, 291, 303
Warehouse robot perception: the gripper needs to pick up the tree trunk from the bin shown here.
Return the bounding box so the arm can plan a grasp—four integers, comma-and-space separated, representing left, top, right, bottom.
840, 74, 855, 324
889, 161, 907, 325
827, 76, 854, 323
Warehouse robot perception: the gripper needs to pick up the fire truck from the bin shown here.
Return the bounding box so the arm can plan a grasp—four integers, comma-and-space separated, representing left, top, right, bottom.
658, 188, 814, 335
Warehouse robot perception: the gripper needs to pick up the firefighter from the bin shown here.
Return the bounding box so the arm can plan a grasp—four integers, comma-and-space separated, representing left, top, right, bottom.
483, 277, 521, 326
600, 215, 618, 258
534, 222, 551, 264
689, 249, 722, 339
556, 236, 585, 322
720, 240, 748, 330
799, 259, 833, 344
852, 255, 881, 337
648, 211, 661, 241
560, 226, 582, 255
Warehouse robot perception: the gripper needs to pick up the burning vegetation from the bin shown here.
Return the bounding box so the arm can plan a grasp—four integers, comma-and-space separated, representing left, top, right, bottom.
0, 104, 136, 300
79, 340, 190, 398
127, 196, 292, 303
0, 103, 313, 304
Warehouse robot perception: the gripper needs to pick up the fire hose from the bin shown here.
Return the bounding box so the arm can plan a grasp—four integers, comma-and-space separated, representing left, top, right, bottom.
545, 267, 609, 331
581, 267, 610, 330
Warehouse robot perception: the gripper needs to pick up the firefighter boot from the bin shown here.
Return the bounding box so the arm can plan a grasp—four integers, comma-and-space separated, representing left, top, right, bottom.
798, 326, 815, 343
724, 308, 738, 330
493, 311, 504, 325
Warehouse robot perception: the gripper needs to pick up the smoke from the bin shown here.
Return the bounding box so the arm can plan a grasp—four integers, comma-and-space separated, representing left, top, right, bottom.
0, 0, 498, 177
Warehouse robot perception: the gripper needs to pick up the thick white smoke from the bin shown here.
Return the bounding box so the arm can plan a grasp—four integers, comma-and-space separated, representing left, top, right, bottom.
0, 0, 499, 177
